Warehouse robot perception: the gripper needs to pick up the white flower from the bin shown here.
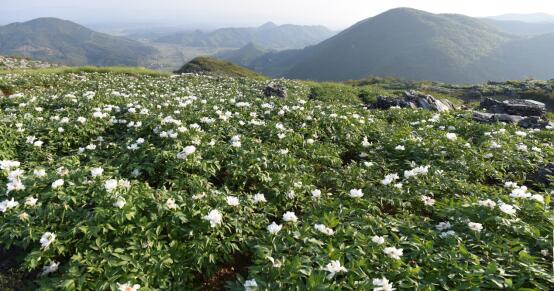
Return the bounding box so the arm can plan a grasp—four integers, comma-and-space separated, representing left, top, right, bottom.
435, 221, 451, 231
323, 260, 347, 279
26, 135, 36, 144
381, 173, 399, 185
177, 145, 196, 159
446, 132, 457, 141
6, 179, 25, 194
286, 190, 296, 199
244, 279, 258, 291
468, 222, 483, 232
203, 209, 223, 227
311, 189, 322, 198
117, 282, 141, 291
278, 148, 289, 155
113, 197, 126, 209
40, 232, 56, 249
226, 196, 240, 206
394, 145, 405, 151
0, 160, 20, 170
504, 181, 518, 188
230, 135, 242, 148
510, 186, 531, 199
51, 179, 64, 189
404, 165, 430, 178
373, 277, 395, 291
372, 235, 385, 245
362, 137, 371, 147
314, 224, 334, 236
33, 168, 47, 178
25, 196, 38, 207
440, 230, 456, 238
349, 188, 364, 198
420, 195, 436, 206
165, 198, 177, 209
306, 138, 315, 145
383, 247, 403, 260
105, 179, 118, 192
267, 221, 282, 234
41, 261, 60, 276
90, 167, 104, 177
252, 193, 266, 204
499, 204, 517, 216
282, 211, 298, 223
478, 199, 496, 208
0, 198, 19, 212
530, 194, 544, 204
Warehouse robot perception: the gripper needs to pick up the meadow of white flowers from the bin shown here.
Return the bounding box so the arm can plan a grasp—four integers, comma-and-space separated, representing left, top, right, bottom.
0, 71, 553, 290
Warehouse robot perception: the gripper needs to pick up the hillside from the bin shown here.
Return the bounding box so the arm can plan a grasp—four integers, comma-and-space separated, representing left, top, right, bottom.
0, 18, 157, 66
233, 8, 554, 83
214, 42, 270, 67
155, 22, 335, 50
0, 67, 553, 290
175, 56, 265, 79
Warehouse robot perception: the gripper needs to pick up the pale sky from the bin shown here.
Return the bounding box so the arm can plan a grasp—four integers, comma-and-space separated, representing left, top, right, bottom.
2, 0, 554, 29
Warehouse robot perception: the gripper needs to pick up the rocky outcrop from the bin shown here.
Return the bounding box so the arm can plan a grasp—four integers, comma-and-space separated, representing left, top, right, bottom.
472, 98, 553, 129
372, 90, 455, 112
263, 82, 287, 98
534, 163, 554, 185
480, 98, 546, 117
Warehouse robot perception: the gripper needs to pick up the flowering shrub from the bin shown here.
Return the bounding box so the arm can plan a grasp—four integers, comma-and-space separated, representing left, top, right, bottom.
0, 72, 553, 290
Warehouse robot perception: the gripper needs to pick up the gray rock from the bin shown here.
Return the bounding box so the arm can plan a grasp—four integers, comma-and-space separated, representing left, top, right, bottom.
491, 113, 524, 123
435, 99, 455, 112
402, 90, 455, 112
372, 96, 410, 109
502, 99, 546, 116
480, 97, 546, 117
472, 112, 528, 124
472, 111, 495, 123
518, 116, 554, 129
263, 82, 287, 99
534, 163, 554, 185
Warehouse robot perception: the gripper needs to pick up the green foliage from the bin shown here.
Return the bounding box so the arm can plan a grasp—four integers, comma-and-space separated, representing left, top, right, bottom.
176, 57, 266, 80
0, 66, 171, 77
0, 71, 552, 290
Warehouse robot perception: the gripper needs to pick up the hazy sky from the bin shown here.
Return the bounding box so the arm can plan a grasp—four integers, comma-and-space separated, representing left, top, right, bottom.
2, 0, 554, 29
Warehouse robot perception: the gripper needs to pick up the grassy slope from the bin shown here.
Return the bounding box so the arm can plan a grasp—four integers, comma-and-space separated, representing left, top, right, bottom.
0, 66, 170, 77
175, 56, 267, 80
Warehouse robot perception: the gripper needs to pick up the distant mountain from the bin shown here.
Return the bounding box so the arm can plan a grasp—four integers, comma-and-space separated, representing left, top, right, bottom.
479, 33, 554, 80
214, 43, 270, 67
0, 18, 157, 66
155, 22, 335, 50
488, 13, 554, 23
485, 19, 554, 35
175, 56, 265, 79
233, 8, 554, 83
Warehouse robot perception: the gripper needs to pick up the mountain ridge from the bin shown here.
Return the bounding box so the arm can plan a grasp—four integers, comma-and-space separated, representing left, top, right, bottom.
218, 8, 554, 83
155, 22, 335, 50
0, 17, 157, 66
